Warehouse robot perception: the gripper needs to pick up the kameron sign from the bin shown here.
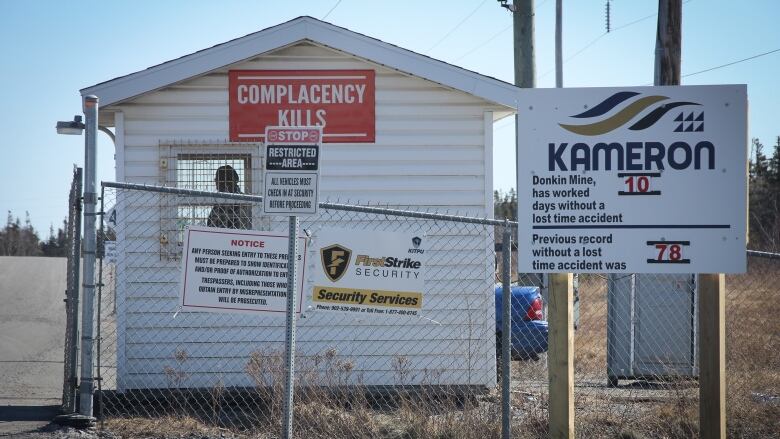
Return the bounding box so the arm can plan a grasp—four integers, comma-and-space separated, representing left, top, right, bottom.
229, 70, 375, 143
517, 85, 747, 274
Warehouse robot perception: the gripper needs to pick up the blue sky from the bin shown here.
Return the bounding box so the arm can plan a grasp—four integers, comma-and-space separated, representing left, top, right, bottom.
1, 0, 778, 235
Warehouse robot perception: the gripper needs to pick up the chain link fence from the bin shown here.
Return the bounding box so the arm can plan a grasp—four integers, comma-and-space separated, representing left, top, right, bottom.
61, 166, 82, 414
95, 182, 525, 438
85, 181, 779, 438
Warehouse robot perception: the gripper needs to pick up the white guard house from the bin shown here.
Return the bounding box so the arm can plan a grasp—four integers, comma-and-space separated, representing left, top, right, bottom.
84, 16, 518, 391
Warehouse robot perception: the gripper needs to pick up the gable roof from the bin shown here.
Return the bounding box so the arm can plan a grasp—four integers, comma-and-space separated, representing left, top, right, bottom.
81, 16, 519, 109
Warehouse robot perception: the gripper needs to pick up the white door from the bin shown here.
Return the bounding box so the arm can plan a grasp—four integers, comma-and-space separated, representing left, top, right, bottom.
633, 274, 696, 376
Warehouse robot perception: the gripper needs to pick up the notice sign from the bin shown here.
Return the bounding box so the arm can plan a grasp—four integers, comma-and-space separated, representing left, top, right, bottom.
517, 85, 747, 273
179, 226, 307, 315
309, 229, 426, 317
229, 69, 375, 143
263, 126, 321, 216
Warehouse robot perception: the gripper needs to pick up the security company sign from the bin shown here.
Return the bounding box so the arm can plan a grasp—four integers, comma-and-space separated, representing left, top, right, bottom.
517, 85, 747, 273
309, 229, 426, 317
262, 126, 321, 216
179, 226, 307, 315
229, 70, 375, 143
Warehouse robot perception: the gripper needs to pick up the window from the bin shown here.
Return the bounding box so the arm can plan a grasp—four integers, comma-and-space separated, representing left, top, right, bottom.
159, 144, 262, 259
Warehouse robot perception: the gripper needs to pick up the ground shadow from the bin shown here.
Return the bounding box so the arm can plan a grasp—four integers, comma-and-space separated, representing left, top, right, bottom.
0, 405, 60, 422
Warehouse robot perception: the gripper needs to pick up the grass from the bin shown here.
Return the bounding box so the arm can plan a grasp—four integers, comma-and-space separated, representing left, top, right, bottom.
566, 259, 780, 438
98, 258, 779, 438
103, 415, 235, 438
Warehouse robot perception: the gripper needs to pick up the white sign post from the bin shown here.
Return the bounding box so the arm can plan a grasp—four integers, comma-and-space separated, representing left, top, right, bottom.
517, 85, 747, 274
309, 228, 426, 318
260, 126, 322, 439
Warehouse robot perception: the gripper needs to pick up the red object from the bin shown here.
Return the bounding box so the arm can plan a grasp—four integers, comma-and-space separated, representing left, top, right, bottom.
265, 127, 321, 144
525, 297, 544, 321
229, 70, 375, 143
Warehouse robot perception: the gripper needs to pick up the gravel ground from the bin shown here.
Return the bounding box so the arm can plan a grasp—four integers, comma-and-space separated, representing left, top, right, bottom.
0, 257, 68, 438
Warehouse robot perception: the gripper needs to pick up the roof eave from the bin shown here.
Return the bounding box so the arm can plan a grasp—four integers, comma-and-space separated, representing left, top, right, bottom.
81, 16, 519, 110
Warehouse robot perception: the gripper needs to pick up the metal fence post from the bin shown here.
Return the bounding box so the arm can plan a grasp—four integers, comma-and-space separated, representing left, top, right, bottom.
501, 221, 512, 439
62, 167, 83, 413
78, 95, 99, 418
282, 215, 300, 439
96, 185, 106, 422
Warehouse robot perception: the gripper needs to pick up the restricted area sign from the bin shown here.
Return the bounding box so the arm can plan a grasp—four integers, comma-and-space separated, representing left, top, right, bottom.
178, 226, 307, 315
517, 85, 747, 273
262, 126, 321, 216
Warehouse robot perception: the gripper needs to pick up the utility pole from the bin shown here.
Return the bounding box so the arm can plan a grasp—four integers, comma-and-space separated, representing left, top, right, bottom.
555, 0, 563, 88
654, 1, 725, 438
654, 0, 681, 86
503, 1, 574, 437
512, 0, 535, 87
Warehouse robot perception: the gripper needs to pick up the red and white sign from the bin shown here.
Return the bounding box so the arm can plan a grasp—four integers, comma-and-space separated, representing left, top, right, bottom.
266, 127, 321, 143
178, 226, 307, 315
229, 70, 375, 143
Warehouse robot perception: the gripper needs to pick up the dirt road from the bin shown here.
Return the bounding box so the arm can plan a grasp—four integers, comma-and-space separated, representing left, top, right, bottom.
0, 256, 68, 436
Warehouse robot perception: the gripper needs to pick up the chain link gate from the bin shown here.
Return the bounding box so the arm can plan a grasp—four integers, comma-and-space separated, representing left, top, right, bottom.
61, 166, 83, 414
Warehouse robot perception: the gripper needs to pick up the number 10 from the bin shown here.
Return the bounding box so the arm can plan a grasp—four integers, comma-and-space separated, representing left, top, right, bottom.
625, 175, 650, 193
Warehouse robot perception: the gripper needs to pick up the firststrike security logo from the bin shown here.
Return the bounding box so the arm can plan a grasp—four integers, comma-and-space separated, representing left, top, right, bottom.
320, 244, 351, 282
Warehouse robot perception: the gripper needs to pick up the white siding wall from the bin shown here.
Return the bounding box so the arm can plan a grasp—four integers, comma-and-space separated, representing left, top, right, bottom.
111, 42, 503, 390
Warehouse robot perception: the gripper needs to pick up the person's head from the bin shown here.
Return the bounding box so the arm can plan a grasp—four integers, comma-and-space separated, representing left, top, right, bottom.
215, 165, 240, 193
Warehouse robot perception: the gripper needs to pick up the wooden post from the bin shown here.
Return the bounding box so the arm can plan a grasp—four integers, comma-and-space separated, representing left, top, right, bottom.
654, 0, 682, 85
548, 273, 574, 438
512, 0, 536, 88
698, 273, 726, 439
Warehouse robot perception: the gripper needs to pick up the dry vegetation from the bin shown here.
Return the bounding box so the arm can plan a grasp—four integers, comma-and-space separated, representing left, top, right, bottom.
564, 260, 780, 438
97, 260, 778, 438
723, 258, 780, 438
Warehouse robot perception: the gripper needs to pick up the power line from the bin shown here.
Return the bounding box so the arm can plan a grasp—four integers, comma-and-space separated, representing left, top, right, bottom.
453, 0, 552, 62
540, 1, 694, 80
563, 33, 607, 64
453, 24, 512, 62
539, 11, 661, 79
682, 47, 780, 78
427, 0, 489, 53
610, 11, 656, 32
322, 0, 342, 20
539, 33, 606, 79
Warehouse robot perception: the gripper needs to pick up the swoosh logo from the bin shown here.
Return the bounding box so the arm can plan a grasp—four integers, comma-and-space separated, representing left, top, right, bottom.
559, 93, 701, 136
570, 91, 641, 118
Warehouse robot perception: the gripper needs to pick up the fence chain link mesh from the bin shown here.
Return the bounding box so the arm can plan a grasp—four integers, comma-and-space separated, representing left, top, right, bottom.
96, 183, 533, 438
92, 182, 778, 438
61, 166, 82, 414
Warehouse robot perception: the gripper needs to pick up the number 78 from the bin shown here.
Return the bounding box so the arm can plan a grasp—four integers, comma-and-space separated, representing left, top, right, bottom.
655, 243, 682, 261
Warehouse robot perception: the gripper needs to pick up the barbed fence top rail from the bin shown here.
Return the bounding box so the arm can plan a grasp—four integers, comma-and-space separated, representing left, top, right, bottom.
102, 181, 514, 227
746, 249, 780, 260
102, 181, 780, 260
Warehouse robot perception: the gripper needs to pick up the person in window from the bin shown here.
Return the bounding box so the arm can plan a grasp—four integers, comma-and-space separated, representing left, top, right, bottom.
207, 165, 251, 229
